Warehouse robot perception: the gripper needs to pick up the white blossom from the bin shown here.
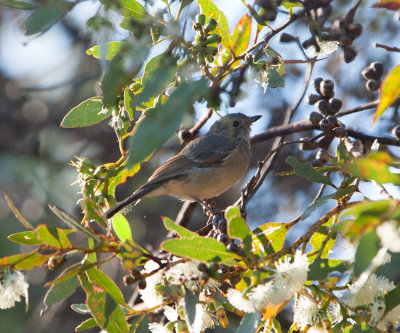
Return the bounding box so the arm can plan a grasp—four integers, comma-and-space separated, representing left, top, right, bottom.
342, 274, 394, 308
328, 301, 343, 324
369, 295, 385, 324
248, 281, 274, 311
377, 221, 400, 253
163, 305, 178, 322
377, 304, 400, 331
226, 288, 256, 313
165, 260, 219, 293
306, 40, 339, 57
0, 270, 29, 309
139, 261, 164, 308
293, 295, 321, 330
201, 306, 217, 330
148, 322, 171, 333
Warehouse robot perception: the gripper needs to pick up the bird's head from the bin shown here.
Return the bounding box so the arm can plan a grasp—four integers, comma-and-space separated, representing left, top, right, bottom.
209, 113, 261, 139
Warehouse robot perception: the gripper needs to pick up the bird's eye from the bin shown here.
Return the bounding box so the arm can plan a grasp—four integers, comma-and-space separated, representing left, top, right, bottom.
232, 120, 240, 127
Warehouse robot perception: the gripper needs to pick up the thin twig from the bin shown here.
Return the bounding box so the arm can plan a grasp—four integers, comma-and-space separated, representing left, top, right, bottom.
375, 43, 400, 53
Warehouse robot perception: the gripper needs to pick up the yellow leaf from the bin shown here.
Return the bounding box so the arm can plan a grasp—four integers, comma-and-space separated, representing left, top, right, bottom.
374, 65, 400, 122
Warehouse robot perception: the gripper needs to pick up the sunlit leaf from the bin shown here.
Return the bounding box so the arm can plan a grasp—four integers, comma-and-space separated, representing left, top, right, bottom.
310, 226, 335, 259
0, 252, 51, 270
86, 41, 127, 60
75, 318, 97, 332
71, 303, 90, 315
42, 275, 80, 315
252, 222, 289, 255
36, 225, 73, 248
8, 231, 42, 245
308, 259, 348, 280
225, 206, 252, 255
112, 214, 133, 241
372, 0, 400, 10
162, 217, 197, 238
184, 290, 202, 333
100, 0, 150, 19
61, 97, 111, 128
161, 237, 240, 265
374, 65, 400, 122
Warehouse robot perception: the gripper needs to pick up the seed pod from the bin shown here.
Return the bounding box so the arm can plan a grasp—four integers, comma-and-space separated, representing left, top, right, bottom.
313, 77, 323, 94
329, 98, 342, 114
260, 8, 277, 21
309, 111, 324, 126
204, 46, 218, 56
204, 18, 217, 32
306, 94, 321, 105
206, 33, 221, 44
138, 279, 147, 289
299, 141, 316, 151
212, 216, 220, 227
326, 115, 338, 129
320, 79, 334, 96
217, 233, 229, 244
217, 219, 227, 234
370, 62, 384, 78
334, 126, 347, 138
244, 54, 254, 65
280, 32, 296, 43
342, 46, 357, 63
316, 149, 330, 164
123, 275, 135, 286
198, 262, 208, 272
302, 37, 317, 49
316, 99, 331, 115
196, 53, 205, 66
348, 23, 363, 37
196, 14, 206, 26
392, 125, 400, 139
193, 22, 202, 31
319, 118, 330, 132
362, 67, 377, 80
339, 33, 354, 47
366, 79, 379, 92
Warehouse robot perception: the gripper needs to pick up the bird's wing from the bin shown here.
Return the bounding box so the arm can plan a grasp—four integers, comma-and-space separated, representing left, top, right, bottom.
147, 134, 236, 185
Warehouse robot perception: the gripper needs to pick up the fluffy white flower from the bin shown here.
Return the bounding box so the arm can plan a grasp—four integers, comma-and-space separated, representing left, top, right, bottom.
148, 322, 171, 333
369, 295, 385, 324
342, 274, 395, 308
165, 261, 219, 292
0, 270, 29, 309
226, 288, 256, 313
248, 281, 274, 311
306, 40, 339, 57
201, 306, 217, 330
377, 304, 400, 331
139, 261, 164, 308
293, 295, 321, 329
376, 221, 400, 253
328, 301, 343, 324
163, 305, 178, 322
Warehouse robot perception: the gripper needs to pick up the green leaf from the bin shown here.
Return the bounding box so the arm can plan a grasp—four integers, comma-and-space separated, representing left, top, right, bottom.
374, 65, 400, 122
308, 259, 348, 280
61, 97, 111, 128
286, 156, 334, 186
237, 311, 262, 333
127, 79, 208, 166
252, 222, 289, 255
353, 232, 380, 277
79, 274, 129, 333
86, 41, 127, 60
4, 193, 34, 230
161, 237, 240, 265
198, 0, 230, 47
8, 231, 42, 245
102, 40, 149, 107
24, 3, 72, 35
112, 214, 133, 241
86, 268, 127, 307
341, 152, 400, 185
255, 67, 285, 92
281, 1, 304, 9
41, 275, 80, 315
184, 290, 201, 333
343, 324, 379, 333
124, 87, 135, 120
384, 283, 400, 315
100, 0, 150, 19
76, 318, 98, 332
226, 206, 252, 255
130, 314, 149, 333
48, 205, 101, 241
36, 225, 73, 248
137, 53, 177, 105
46, 262, 83, 287
1, 0, 38, 10
0, 252, 51, 270
162, 217, 197, 238
71, 303, 91, 315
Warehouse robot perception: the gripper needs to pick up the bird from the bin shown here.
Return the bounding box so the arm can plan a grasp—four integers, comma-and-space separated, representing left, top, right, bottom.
105, 113, 261, 219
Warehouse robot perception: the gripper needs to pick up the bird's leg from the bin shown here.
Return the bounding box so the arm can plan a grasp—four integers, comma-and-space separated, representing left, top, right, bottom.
193, 197, 222, 217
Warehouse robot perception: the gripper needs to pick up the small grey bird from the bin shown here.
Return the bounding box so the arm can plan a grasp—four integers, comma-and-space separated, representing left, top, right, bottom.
106, 113, 261, 219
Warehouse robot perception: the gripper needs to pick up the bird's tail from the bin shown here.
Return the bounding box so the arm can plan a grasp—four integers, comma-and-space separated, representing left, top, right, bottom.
105, 185, 154, 219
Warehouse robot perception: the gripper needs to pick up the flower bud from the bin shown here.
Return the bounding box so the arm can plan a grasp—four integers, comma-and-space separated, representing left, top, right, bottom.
329, 98, 342, 114
204, 18, 217, 32
306, 94, 321, 105
195, 14, 206, 26
366, 79, 379, 92
280, 32, 297, 43
309, 111, 324, 126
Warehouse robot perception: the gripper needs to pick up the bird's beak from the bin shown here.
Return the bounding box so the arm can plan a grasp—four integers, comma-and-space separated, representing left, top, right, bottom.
250, 115, 262, 123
